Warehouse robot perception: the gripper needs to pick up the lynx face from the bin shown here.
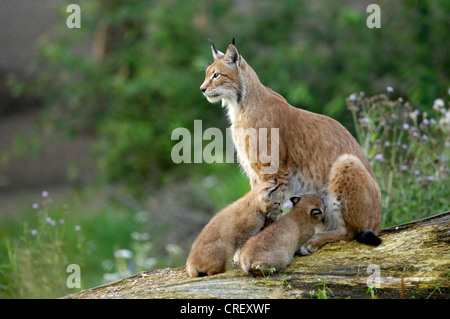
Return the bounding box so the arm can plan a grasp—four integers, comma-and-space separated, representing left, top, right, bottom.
200, 44, 245, 107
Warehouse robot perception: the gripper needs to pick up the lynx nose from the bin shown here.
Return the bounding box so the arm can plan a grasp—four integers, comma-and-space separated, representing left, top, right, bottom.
200, 86, 207, 93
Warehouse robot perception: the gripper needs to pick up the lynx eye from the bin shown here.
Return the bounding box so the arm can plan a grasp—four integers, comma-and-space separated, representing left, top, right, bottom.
212, 73, 221, 80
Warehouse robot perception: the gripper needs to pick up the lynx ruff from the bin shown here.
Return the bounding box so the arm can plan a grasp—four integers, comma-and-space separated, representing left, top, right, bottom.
200, 40, 382, 253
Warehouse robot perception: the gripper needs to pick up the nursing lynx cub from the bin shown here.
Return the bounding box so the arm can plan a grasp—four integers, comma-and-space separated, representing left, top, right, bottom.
200, 40, 382, 253
186, 180, 283, 277
240, 194, 326, 276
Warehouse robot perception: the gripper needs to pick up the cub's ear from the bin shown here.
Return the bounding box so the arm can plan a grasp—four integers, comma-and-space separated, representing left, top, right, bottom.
208, 38, 224, 60
290, 196, 302, 206
224, 44, 240, 65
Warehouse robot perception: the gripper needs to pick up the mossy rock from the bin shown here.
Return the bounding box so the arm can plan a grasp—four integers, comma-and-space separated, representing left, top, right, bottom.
66, 212, 450, 299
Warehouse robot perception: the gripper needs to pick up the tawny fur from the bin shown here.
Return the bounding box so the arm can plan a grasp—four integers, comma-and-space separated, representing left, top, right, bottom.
200, 42, 382, 254
239, 194, 325, 276
186, 181, 283, 277
299, 154, 382, 254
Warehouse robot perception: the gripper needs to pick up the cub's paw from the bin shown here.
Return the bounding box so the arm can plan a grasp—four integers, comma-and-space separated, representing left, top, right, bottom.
298, 243, 317, 256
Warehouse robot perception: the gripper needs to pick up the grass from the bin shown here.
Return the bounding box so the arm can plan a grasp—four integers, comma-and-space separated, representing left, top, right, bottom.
426, 270, 450, 299
310, 277, 334, 299
0, 188, 148, 298
347, 91, 450, 228
366, 286, 377, 299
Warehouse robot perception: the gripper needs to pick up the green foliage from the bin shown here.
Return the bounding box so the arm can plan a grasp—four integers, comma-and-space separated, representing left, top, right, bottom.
9, 0, 449, 192
366, 286, 378, 299
198, 164, 250, 209
0, 189, 145, 298
1, 193, 84, 298
16, 1, 224, 192
311, 277, 334, 299
253, 264, 276, 298
426, 270, 450, 299
348, 92, 450, 227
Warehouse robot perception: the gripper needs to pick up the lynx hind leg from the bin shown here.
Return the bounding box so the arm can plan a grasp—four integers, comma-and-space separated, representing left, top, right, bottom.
299, 222, 352, 256
299, 154, 382, 255
186, 257, 228, 277
328, 154, 382, 236
186, 240, 233, 277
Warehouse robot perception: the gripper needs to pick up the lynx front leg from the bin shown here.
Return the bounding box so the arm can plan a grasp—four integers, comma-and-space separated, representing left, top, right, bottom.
247, 169, 289, 226
257, 167, 291, 223
298, 228, 353, 255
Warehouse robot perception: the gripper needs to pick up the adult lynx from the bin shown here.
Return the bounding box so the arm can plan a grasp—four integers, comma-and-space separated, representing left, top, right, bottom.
200, 40, 382, 253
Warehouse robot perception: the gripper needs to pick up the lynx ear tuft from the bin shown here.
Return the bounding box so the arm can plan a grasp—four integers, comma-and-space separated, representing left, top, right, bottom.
290, 196, 302, 206
208, 38, 224, 59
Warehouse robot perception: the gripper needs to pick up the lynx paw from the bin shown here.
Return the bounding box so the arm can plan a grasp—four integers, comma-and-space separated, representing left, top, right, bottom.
298, 241, 318, 256
298, 237, 319, 256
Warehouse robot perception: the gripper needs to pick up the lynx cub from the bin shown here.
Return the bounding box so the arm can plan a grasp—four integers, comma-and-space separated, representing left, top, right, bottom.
200, 40, 382, 253
239, 194, 325, 276
186, 180, 283, 277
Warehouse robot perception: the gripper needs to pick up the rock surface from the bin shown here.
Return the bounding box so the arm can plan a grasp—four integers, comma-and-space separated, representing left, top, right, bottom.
66, 212, 450, 299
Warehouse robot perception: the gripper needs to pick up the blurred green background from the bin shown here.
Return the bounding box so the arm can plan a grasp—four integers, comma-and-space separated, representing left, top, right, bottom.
0, 0, 448, 298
